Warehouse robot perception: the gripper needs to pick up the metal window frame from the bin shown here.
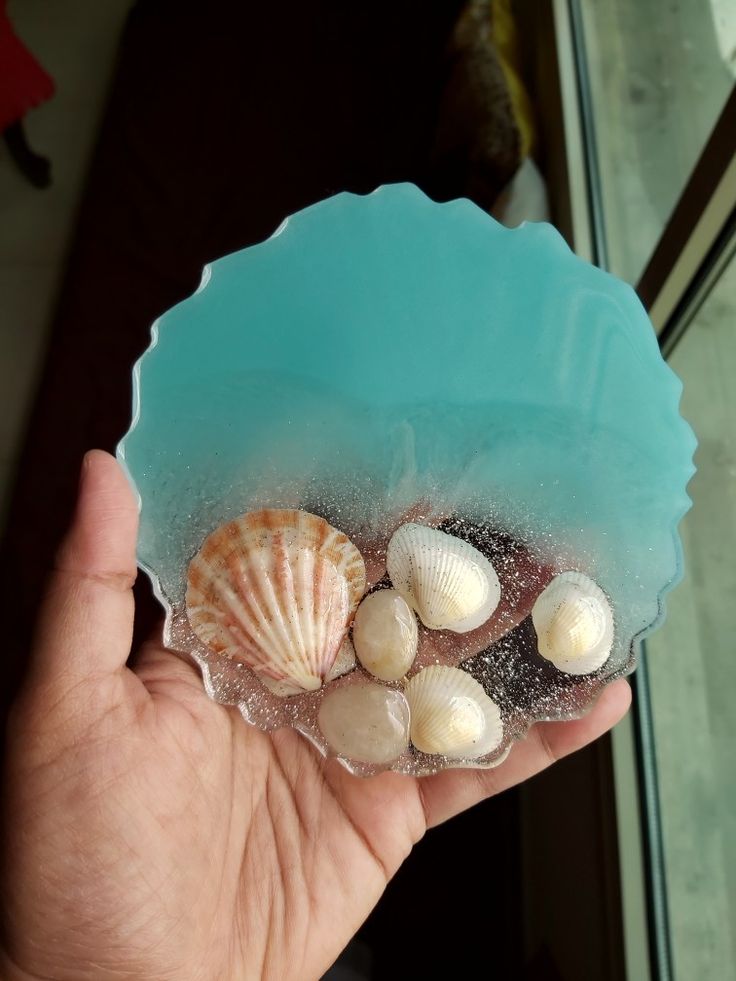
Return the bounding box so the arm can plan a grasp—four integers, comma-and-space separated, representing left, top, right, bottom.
637, 87, 736, 342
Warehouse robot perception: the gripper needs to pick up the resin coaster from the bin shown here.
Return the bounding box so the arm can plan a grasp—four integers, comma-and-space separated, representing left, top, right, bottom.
118, 183, 696, 776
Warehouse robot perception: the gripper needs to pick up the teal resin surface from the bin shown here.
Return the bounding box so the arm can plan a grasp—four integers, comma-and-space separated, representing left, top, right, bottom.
118, 183, 696, 776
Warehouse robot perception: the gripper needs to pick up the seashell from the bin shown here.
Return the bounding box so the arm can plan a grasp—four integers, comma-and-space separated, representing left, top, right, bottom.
404, 665, 503, 759
352, 589, 418, 681
259, 637, 357, 697
326, 635, 358, 682
318, 682, 411, 764
531, 571, 614, 675
386, 523, 501, 632
187, 509, 366, 693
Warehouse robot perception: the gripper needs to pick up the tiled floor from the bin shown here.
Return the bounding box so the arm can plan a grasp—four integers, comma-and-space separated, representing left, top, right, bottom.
0, 0, 134, 521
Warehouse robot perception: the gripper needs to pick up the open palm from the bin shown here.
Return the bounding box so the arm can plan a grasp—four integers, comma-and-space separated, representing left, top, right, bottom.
1, 452, 630, 981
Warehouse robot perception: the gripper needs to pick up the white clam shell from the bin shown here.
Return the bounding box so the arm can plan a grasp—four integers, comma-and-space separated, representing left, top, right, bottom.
386, 523, 501, 632
318, 682, 411, 764
531, 571, 614, 675
186, 509, 366, 693
352, 589, 418, 681
404, 665, 503, 759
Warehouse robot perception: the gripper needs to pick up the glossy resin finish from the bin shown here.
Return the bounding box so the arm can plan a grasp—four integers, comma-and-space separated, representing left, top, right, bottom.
118, 184, 695, 776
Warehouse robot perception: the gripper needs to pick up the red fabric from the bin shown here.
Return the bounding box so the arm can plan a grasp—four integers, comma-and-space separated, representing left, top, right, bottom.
0, 1, 55, 130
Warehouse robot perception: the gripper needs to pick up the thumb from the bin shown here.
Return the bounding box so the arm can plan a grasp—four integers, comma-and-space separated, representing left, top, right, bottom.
30, 450, 139, 688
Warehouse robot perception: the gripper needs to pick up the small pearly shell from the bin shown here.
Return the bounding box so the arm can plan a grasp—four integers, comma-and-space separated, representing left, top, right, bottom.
386, 523, 501, 633
259, 637, 357, 697
318, 682, 411, 764
404, 665, 503, 759
531, 571, 614, 675
187, 509, 366, 693
352, 589, 418, 681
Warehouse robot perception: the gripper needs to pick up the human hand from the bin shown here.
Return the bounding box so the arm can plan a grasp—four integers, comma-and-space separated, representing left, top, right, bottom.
0, 451, 631, 981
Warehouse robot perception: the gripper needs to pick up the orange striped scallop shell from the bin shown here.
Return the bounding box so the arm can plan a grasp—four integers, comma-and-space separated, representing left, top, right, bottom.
186, 509, 366, 693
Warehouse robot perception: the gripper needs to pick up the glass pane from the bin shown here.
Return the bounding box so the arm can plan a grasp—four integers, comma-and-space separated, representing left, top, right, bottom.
646, 251, 736, 980
581, 1, 734, 282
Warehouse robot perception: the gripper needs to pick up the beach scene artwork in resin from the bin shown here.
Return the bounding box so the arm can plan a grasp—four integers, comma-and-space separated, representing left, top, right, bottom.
118, 184, 696, 776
